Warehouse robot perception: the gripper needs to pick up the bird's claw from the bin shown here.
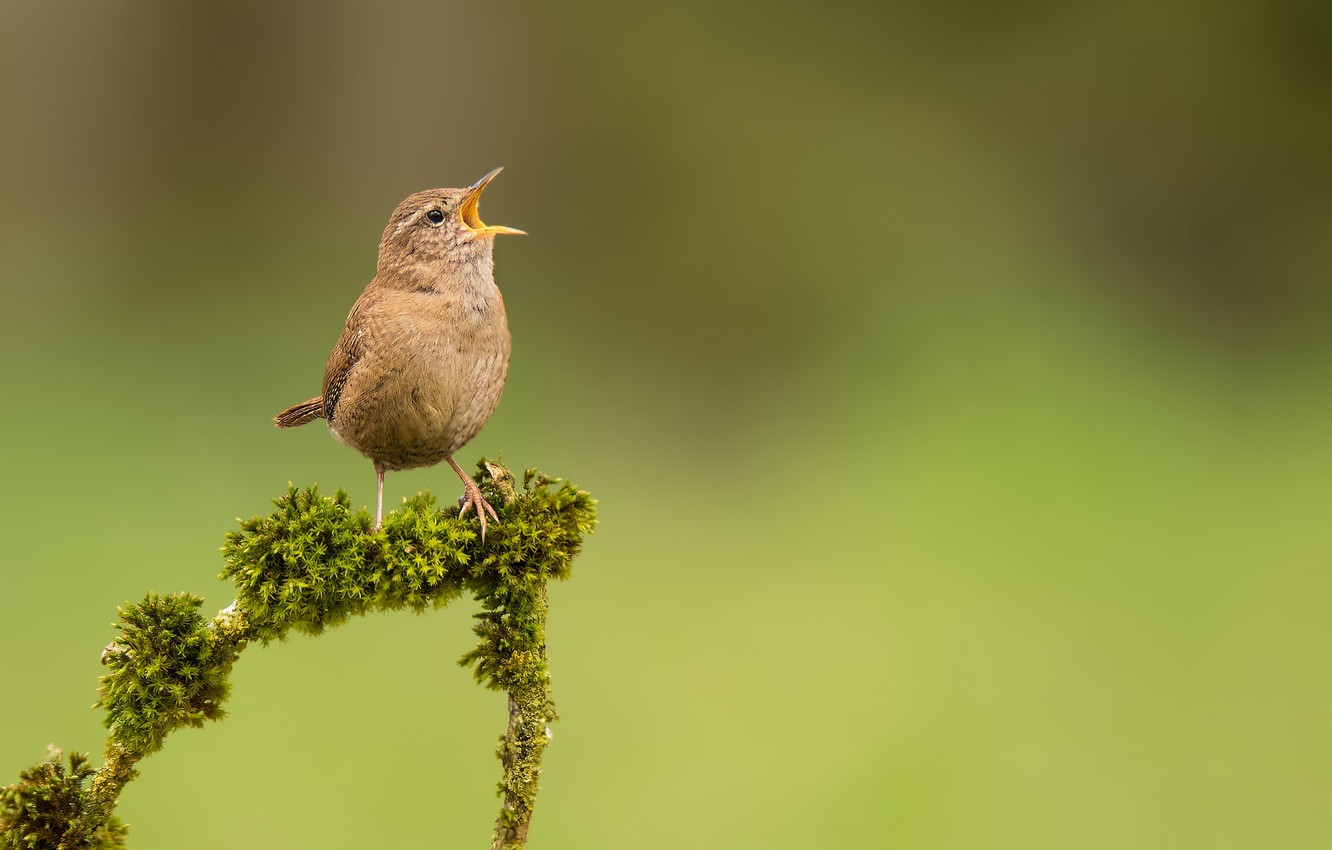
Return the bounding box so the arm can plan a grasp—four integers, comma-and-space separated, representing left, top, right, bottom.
458, 480, 499, 541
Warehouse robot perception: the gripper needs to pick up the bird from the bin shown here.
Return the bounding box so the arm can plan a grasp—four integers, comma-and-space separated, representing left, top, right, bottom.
274, 167, 524, 537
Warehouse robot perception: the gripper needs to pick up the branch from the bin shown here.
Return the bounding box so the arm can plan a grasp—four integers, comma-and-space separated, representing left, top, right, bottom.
0, 461, 596, 850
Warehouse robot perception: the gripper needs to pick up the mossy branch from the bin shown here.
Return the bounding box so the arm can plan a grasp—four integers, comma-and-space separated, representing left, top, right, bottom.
1, 460, 595, 850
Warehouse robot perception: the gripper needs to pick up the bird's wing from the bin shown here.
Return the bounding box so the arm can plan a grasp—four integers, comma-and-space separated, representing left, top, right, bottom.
321, 293, 372, 421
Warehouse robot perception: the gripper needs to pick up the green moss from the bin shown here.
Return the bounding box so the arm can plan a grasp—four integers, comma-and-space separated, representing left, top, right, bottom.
97, 593, 239, 756
0, 748, 127, 850
219, 463, 596, 655
3, 461, 595, 849
219, 462, 596, 848
477, 584, 558, 850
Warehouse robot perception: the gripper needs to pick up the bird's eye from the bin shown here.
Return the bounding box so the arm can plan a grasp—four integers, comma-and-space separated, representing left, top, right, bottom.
425, 209, 445, 224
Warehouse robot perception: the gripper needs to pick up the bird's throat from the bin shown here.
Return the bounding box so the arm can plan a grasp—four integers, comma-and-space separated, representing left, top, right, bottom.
388, 249, 497, 300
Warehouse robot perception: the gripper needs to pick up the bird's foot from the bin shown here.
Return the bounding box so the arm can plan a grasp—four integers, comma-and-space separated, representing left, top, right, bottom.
458, 479, 500, 541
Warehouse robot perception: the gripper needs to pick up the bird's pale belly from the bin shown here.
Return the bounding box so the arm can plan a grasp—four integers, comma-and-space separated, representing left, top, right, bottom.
329, 331, 510, 471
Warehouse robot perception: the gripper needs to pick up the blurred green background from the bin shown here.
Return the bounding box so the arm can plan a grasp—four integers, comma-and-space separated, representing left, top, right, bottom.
2, 1, 1329, 847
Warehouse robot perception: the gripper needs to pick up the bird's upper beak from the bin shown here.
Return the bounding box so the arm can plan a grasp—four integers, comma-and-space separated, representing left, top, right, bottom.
459, 167, 526, 237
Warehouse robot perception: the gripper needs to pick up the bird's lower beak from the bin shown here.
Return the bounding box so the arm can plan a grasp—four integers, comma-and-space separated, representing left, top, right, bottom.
460, 167, 526, 237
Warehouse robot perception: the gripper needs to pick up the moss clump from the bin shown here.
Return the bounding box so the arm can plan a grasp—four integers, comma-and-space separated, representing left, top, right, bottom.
97, 593, 239, 756
0, 748, 127, 850
219, 464, 596, 650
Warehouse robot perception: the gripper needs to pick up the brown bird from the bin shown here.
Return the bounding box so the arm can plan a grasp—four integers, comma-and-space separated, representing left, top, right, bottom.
275, 167, 524, 536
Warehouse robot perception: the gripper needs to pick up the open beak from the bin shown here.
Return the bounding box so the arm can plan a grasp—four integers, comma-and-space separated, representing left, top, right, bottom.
459, 167, 526, 237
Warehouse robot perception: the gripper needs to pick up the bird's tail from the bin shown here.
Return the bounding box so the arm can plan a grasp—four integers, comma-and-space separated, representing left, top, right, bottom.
274, 396, 325, 428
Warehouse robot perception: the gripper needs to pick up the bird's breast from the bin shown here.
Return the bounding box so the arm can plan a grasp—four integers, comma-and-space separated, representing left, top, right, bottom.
329, 287, 511, 469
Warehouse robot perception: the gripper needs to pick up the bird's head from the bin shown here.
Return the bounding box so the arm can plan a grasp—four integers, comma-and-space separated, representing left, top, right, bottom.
377, 167, 525, 276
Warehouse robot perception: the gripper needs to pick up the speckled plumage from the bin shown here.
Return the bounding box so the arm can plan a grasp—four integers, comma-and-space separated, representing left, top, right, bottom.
275, 169, 523, 535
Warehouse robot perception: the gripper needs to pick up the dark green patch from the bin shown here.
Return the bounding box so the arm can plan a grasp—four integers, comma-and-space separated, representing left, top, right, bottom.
0, 748, 127, 850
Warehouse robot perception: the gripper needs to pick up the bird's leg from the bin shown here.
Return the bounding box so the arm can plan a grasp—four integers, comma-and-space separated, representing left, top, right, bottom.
374, 465, 385, 531
446, 455, 499, 541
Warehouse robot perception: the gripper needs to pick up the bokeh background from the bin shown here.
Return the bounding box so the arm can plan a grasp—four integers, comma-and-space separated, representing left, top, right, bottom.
2, 2, 1329, 847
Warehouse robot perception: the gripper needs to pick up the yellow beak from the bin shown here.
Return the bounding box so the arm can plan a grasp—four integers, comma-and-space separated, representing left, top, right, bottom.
460, 167, 526, 237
